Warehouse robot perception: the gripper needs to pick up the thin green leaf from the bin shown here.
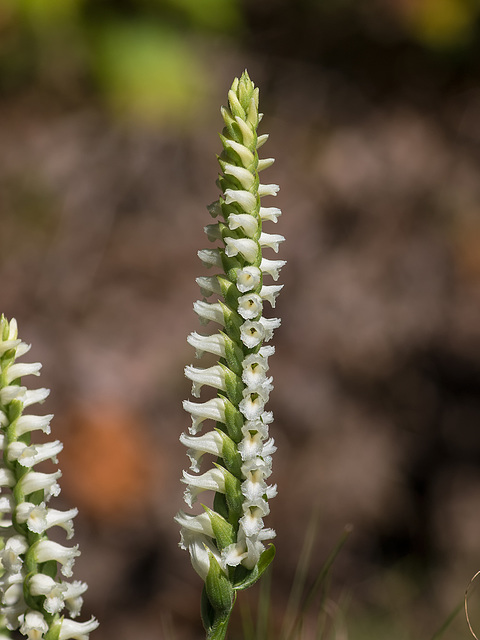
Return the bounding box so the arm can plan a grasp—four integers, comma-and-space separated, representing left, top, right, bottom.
234, 544, 276, 591
285, 525, 352, 640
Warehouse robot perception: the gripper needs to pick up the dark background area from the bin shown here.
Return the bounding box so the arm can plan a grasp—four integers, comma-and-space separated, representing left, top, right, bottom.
1, 1, 480, 638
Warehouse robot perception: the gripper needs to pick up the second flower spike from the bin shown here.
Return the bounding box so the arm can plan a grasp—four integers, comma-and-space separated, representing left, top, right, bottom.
0, 316, 98, 640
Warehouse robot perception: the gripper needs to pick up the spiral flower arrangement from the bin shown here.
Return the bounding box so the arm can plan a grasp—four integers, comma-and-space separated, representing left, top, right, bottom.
0, 315, 98, 640
175, 71, 285, 639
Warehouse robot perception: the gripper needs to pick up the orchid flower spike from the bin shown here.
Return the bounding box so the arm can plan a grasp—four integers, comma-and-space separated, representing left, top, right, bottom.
0, 315, 98, 639
175, 71, 285, 640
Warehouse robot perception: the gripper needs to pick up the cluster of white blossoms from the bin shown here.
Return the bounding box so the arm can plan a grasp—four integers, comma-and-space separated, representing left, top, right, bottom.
0, 316, 98, 640
175, 71, 285, 636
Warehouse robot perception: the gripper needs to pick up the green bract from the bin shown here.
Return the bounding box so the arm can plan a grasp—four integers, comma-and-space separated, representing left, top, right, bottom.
175, 71, 285, 639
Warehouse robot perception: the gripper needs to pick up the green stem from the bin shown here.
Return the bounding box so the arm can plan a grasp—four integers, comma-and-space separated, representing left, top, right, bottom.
206, 607, 234, 640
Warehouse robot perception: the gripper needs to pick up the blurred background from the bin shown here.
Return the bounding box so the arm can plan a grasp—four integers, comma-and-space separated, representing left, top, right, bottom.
1, 0, 480, 638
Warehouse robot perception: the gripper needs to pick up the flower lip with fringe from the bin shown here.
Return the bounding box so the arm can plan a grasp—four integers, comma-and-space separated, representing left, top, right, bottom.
175, 70, 284, 640
0, 315, 98, 639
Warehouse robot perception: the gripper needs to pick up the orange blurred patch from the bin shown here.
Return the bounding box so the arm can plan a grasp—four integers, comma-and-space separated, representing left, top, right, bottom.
453, 217, 480, 283
60, 403, 156, 523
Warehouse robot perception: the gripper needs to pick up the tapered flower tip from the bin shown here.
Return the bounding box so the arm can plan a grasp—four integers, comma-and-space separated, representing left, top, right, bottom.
231, 70, 255, 100
240, 69, 252, 85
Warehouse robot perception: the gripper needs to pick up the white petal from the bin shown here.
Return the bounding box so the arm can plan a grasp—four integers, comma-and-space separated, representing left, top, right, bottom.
258, 183, 279, 198
223, 139, 254, 166
238, 431, 265, 461
1, 535, 28, 572
19, 610, 49, 640
198, 248, 222, 269
242, 536, 265, 570
174, 511, 215, 538
7, 318, 18, 340
184, 364, 227, 397
241, 419, 269, 440
224, 189, 257, 214
183, 398, 226, 435
28, 572, 60, 597
266, 484, 277, 499
196, 276, 221, 297
239, 392, 268, 421
193, 300, 225, 326
33, 540, 80, 578
257, 158, 275, 172
259, 232, 285, 253
236, 266, 261, 292
10, 440, 63, 467
0, 468, 15, 487
223, 164, 255, 190
222, 540, 248, 567
63, 580, 88, 618
5, 362, 41, 384
235, 116, 255, 147
3, 592, 27, 630
15, 414, 53, 436
228, 213, 258, 237
256, 133, 269, 149
0, 339, 21, 356
0, 495, 13, 513
239, 505, 264, 537
259, 317, 281, 341
237, 293, 263, 320
180, 530, 223, 581
0, 385, 26, 404
180, 430, 225, 471
262, 437, 277, 457
58, 616, 99, 640
15, 502, 48, 534
23, 387, 50, 408
187, 332, 226, 359
182, 467, 227, 507
260, 284, 283, 307
260, 258, 286, 281
45, 507, 78, 539
18, 470, 61, 499
261, 410, 274, 424
224, 237, 258, 262
242, 456, 273, 481
180, 429, 224, 456
260, 345, 275, 357
259, 206, 281, 223
240, 321, 265, 348
29, 574, 67, 614
242, 353, 270, 387
15, 342, 32, 358
258, 527, 276, 541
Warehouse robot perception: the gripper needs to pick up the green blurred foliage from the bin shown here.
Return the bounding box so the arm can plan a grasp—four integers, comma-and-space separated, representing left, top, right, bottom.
91, 20, 209, 125
393, 0, 480, 49
14, 0, 82, 27
162, 0, 242, 32
0, 0, 243, 126
1, 0, 479, 125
